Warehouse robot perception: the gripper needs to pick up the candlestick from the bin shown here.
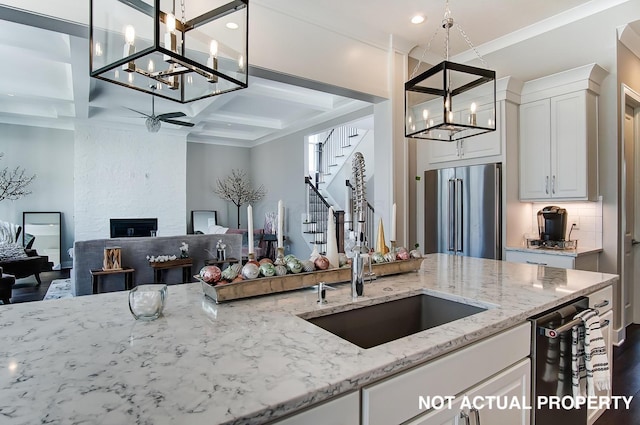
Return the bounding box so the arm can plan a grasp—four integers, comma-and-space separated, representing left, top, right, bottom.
391, 202, 396, 242
326, 207, 339, 268
344, 186, 351, 223
277, 200, 284, 248
247, 204, 254, 255
470, 102, 477, 126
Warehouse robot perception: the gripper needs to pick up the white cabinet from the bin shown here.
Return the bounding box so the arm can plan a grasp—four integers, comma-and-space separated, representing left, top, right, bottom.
519, 64, 605, 201
272, 391, 359, 425
428, 100, 502, 165
407, 359, 531, 425
362, 323, 531, 425
505, 250, 599, 271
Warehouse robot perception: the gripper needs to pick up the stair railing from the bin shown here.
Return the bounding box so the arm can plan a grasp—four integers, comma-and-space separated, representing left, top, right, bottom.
304, 176, 344, 254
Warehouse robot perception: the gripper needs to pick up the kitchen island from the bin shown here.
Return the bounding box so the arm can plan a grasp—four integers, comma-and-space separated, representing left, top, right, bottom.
0, 254, 617, 424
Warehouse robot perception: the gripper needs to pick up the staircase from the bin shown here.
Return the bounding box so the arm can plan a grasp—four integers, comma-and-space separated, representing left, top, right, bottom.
303, 125, 370, 253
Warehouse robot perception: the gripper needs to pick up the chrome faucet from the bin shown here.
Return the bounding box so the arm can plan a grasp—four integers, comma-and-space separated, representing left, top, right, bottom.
351, 152, 368, 301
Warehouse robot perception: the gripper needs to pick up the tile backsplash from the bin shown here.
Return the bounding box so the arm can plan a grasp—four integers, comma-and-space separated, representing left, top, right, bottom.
528, 197, 603, 248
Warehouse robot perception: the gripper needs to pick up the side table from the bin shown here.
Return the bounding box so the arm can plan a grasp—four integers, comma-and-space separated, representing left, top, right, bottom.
205, 257, 240, 270
91, 267, 135, 294
149, 258, 193, 284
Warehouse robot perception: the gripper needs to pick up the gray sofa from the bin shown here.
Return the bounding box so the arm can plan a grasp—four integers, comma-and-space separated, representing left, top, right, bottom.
72, 233, 242, 296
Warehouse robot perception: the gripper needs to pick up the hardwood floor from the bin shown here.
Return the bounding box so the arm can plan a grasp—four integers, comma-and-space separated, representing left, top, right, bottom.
594, 324, 640, 425
7, 269, 70, 303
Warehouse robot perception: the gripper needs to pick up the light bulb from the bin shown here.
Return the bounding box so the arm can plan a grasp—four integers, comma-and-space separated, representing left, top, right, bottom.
238, 55, 244, 70
124, 25, 135, 44
210, 40, 218, 57
470, 102, 477, 113
128, 73, 134, 84
147, 60, 154, 73
166, 13, 176, 33
422, 109, 429, 121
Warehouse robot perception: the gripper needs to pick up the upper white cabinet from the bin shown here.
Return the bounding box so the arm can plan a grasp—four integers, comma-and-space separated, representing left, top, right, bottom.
425, 77, 522, 167
519, 64, 607, 201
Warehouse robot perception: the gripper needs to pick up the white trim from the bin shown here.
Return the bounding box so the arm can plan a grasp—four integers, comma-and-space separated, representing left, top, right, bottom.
620, 84, 640, 332
617, 23, 640, 60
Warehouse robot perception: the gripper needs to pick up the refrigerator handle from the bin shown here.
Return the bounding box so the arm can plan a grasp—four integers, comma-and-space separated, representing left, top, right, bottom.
456, 178, 463, 253
448, 179, 456, 252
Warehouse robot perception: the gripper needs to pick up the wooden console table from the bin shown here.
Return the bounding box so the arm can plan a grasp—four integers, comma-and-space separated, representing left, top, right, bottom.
205, 257, 240, 269
149, 258, 193, 284
91, 267, 135, 294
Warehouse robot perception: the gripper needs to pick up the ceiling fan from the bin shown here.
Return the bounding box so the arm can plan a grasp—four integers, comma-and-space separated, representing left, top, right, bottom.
127, 86, 194, 133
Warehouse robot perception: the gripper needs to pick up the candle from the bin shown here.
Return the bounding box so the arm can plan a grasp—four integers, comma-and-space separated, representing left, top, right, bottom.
247, 204, 254, 255
277, 200, 284, 248
326, 207, 339, 268
470, 102, 477, 126
391, 202, 397, 242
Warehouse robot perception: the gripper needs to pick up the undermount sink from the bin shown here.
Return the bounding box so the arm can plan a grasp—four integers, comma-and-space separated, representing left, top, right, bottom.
303, 294, 487, 349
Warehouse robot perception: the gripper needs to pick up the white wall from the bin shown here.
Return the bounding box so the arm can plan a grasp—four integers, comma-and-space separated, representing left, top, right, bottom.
186, 142, 251, 230
73, 124, 187, 241
0, 123, 74, 264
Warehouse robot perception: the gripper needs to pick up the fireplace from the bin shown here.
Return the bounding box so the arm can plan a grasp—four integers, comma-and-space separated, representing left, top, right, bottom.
110, 218, 158, 238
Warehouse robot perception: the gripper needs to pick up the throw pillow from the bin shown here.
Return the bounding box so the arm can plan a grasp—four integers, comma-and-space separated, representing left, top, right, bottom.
0, 243, 28, 261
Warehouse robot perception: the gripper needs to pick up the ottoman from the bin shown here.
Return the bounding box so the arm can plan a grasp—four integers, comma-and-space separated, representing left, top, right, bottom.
0, 266, 16, 304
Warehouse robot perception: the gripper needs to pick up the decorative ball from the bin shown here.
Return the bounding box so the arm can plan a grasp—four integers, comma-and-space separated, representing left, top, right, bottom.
314, 255, 330, 270
242, 262, 260, 279
274, 264, 287, 276
230, 263, 242, 275
384, 252, 396, 263
221, 265, 238, 281
409, 249, 422, 259
372, 252, 386, 264
231, 275, 244, 283
200, 266, 222, 284
301, 260, 315, 273
396, 247, 410, 260
287, 260, 303, 274
338, 253, 348, 267
259, 262, 276, 277
258, 258, 273, 266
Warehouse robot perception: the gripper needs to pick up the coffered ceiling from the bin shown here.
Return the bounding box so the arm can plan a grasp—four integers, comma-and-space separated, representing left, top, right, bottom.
0, 0, 636, 146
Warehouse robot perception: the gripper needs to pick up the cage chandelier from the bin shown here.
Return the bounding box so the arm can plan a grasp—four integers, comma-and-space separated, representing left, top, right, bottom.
405, 0, 496, 142
90, 0, 249, 103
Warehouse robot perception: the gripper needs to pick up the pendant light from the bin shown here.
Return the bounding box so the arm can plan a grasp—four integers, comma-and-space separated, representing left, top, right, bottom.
405, 1, 496, 142
90, 0, 249, 103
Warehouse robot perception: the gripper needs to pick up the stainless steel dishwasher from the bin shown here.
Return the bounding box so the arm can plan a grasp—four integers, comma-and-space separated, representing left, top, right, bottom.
529, 296, 589, 425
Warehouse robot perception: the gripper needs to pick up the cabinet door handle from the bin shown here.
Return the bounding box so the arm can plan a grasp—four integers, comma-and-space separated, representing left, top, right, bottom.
593, 300, 610, 309
601, 319, 610, 328
632, 239, 640, 246
545, 176, 549, 194
471, 407, 481, 424
552, 175, 556, 194
457, 411, 470, 425
526, 260, 548, 266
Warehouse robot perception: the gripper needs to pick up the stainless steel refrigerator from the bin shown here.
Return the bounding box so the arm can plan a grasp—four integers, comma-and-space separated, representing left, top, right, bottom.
424, 163, 502, 260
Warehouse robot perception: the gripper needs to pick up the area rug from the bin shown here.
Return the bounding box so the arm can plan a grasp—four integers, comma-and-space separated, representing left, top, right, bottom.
43, 278, 74, 300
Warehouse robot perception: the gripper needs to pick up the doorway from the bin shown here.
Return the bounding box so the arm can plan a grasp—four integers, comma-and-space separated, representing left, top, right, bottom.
622, 85, 640, 327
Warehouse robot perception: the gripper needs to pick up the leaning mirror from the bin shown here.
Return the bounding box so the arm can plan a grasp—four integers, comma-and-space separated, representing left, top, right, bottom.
23, 212, 62, 270
191, 210, 217, 234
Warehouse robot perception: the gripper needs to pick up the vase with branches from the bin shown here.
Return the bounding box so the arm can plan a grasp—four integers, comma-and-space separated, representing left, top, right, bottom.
0, 153, 36, 202
213, 169, 266, 228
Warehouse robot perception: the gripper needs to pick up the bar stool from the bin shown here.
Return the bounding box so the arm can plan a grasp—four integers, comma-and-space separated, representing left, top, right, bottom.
0, 266, 16, 304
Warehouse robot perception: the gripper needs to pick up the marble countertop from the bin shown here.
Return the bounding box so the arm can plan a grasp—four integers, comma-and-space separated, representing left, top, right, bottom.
0, 254, 617, 425
505, 245, 603, 257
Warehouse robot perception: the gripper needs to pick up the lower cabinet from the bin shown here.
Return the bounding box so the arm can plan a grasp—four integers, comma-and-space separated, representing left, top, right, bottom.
361, 323, 531, 425
505, 250, 599, 271
407, 359, 531, 425
271, 391, 359, 425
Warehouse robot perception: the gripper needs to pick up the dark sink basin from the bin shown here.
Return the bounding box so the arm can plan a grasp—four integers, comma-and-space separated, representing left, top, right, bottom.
304, 294, 487, 349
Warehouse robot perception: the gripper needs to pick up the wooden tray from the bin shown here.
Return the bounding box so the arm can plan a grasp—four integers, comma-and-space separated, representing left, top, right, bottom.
195, 258, 424, 303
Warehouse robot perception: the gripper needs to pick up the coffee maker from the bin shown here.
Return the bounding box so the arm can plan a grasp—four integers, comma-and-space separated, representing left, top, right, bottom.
537, 206, 568, 242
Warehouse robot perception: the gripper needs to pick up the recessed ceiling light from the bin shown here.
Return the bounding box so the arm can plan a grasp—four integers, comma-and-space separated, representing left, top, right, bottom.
7, 93, 14, 96
411, 15, 425, 24
226, 22, 239, 30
